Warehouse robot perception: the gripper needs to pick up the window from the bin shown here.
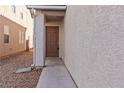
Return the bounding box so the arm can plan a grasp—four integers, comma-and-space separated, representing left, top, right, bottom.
19, 31, 22, 44
4, 25, 9, 44
19, 31, 25, 44
11, 5, 16, 13
20, 12, 23, 20
21, 32, 25, 43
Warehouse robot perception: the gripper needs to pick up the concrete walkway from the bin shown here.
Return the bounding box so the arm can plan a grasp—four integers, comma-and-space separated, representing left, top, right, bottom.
36, 57, 76, 88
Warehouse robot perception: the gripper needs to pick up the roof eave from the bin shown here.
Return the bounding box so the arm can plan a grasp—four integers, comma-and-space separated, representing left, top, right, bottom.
27, 5, 67, 11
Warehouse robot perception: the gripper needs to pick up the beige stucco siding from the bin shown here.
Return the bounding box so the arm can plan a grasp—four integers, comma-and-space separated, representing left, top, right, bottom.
59, 19, 65, 60
0, 6, 33, 49
64, 6, 124, 87
0, 24, 2, 56
0, 16, 26, 57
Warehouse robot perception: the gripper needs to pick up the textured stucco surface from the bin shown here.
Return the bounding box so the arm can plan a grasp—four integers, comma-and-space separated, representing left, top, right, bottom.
0, 16, 26, 57
59, 19, 65, 60
34, 11, 45, 66
0, 6, 33, 49
64, 6, 124, 87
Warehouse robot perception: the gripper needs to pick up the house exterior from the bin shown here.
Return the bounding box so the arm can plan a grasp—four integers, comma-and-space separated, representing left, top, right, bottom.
0, 6, 33, 57
28, 5, 124, 88
0, 15, 26, 57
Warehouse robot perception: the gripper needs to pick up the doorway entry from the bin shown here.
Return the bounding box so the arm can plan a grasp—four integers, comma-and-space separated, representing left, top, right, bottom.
46, 26, 59, 57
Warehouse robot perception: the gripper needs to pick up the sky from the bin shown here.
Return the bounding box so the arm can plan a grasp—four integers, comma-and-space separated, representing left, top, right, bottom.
1, 0, 124, 5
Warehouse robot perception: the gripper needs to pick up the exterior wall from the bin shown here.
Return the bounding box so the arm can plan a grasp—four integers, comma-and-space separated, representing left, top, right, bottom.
45, 21, 61, 26
34, 11, 45, 66
0, 16, 26, 57
59, 19, 65, 60
0, 24, 2, 57
0, 5, 33, 49
64, 5, 124, 87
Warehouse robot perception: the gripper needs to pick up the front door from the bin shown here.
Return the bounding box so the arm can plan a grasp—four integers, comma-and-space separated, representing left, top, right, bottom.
46, 26, 59, 57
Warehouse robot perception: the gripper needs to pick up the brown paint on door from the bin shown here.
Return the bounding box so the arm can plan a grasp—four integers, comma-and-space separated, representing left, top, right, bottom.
46, 26, 59, 57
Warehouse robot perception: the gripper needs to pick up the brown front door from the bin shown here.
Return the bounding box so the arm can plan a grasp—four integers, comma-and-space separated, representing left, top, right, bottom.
46, 26, 59, 57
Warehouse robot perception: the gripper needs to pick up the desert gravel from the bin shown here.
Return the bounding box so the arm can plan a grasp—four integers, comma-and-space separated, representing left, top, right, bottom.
0, 50, 42, 88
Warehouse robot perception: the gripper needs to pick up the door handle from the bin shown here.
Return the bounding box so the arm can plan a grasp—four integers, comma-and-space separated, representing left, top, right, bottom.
57, 47, 59, 50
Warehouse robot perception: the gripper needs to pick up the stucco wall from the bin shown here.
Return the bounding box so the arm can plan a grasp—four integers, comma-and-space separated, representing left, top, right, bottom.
59, 19, 65, 60
64, 5, 124, 87
0, 16, 26, 57
0, 24, 2, 57
0, 5, 33, 49
34, 12, 45, 66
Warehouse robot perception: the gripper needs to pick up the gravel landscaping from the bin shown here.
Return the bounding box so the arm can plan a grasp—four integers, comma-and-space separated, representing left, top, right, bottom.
0, 50, 42, 88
